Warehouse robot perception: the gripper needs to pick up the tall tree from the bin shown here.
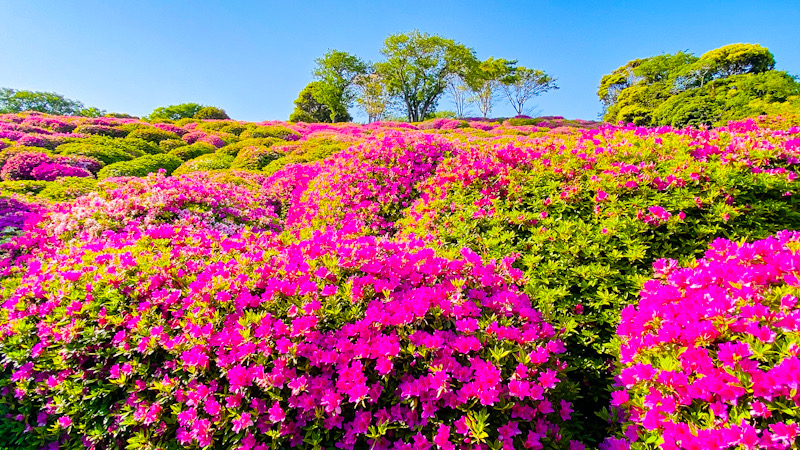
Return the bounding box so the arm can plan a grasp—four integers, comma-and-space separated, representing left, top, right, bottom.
0, 88, 105, 116
312, 50, 368, 123
289, 82, 351, 123
466, 58, 516, 118
355, 72, 390, 123
446, 74, 471, 118
499, 67, 559, 116
376, 30, 477, 122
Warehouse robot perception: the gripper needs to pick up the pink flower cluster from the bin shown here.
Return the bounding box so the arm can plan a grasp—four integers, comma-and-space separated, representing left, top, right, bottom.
605, 231, 800, 449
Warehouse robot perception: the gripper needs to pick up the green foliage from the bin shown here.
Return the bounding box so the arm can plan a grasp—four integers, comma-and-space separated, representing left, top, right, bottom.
56, 140, 137, 165
230, 145, 284, 171
121, 137, 161, 155
96, 154, 183, 179
37, 177, 98, 201
0, 88, 105, 116
126, 127, 181, 144
466, 57, 516, 118
145, 103, 204, 121
261, 138, 349, 175
216, 138, 281, 156
312, 50, 368, 122
598, 43, 800, 127
289, 82, 352, 123
239, 125, 300, 141
173, 153, 235, 175
0, 180, 48, 197
193, 106, 230, 120
168, 142, 216, 161
376, 30, 478, 122
158, 138, 187, 153
72, 124, 128, 137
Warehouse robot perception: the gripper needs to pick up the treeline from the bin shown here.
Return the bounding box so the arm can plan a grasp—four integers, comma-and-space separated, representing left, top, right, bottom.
598, 43, 800, 127
290, 30, 558, 123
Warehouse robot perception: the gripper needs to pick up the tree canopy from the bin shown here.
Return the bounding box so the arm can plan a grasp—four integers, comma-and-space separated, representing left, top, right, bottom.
598, 43, 798, 127
0, 88, 105, 117
289, 82, 351, 123
312, 50, 368, 123
376, 30, 477, 122
146, 103, 205, 121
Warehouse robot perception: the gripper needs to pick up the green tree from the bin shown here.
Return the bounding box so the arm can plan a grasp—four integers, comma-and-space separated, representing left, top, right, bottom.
695, 43, 775, 78
597, 43, 797, 127
193, 106, 230, 120
499, 67, 559, 116
376, 30, 477, 122
0, 88, 105, 116
146, 103, 204, 122
289, 82, 351, 123
355, 72, 390, 123
466, 57, 516, 118
312, 50, 368, 123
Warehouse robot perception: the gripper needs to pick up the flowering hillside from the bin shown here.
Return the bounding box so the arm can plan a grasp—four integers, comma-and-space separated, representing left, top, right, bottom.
0, 112, 799, 449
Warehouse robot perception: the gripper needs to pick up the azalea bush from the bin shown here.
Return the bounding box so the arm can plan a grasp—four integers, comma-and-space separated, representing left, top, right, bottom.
603, 232, 800, 449
96, 154, 183, 179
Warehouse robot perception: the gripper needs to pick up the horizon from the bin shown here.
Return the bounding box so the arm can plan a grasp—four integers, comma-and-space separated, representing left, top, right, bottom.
1, 0, 798, 122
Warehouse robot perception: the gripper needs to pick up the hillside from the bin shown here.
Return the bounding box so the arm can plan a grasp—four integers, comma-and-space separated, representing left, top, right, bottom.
1, 112, 799, 449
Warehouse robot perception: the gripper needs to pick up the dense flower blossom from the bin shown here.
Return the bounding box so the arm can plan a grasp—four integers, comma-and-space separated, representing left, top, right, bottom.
604, 232, 800, 449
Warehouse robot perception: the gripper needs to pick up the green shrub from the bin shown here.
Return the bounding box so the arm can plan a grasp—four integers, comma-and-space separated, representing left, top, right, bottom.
506, 117, 541, 126
193, 106, 230, 120
219, 123, 249, 135
168, 142, 216, 161
126, 127, 181, 143
216, 137, 281, 156
173, 153, 235, 175
55, 141, 134, 166
159, 139, 187, 153
96, 154, 183, 179
239, 125, 300, 141
229, 145, 284, 171
121, 137, 162, 155
73, 124, 128, 137
0, 180, 48, 197
37, 177, 98, 201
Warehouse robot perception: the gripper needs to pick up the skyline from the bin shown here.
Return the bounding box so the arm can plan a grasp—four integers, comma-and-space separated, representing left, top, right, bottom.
1, 0, 798, 122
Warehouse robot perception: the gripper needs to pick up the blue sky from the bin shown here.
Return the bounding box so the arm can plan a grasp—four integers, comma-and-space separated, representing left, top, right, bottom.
1, 1, 798, 122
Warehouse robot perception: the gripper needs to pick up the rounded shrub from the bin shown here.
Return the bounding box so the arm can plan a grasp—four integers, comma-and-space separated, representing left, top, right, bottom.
31, 163, 93, 181
96, 154, 183, 179
121, 137, 162, 155
37, 176, 99, 202
604, 232, 800, 449
506, 117, 541, 126
230, 145, 284, 171
173, 153, 235, 175
216, 137, 281, 156
239, 125, 300, 141
52, 155, 104, 175
193, 106, 230, 120
55, 141, 135, 166
159, 138, 187, 153
168, 142, 217, 161
1, 152, 53, 181
73, 124, 128, 137
0, 180, 49, 197
126, 127, 181, 143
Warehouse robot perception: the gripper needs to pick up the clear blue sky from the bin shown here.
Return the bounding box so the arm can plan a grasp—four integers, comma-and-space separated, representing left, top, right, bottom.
1, 1, 798, 122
